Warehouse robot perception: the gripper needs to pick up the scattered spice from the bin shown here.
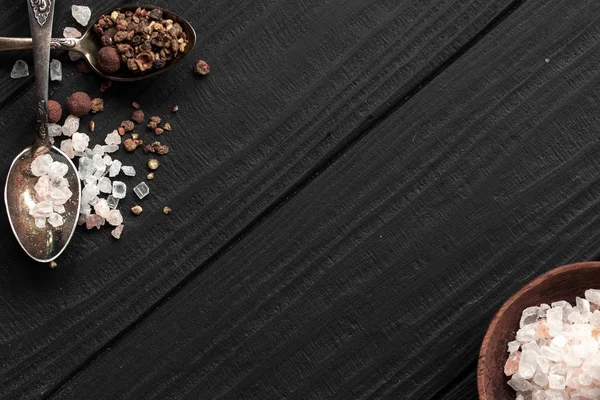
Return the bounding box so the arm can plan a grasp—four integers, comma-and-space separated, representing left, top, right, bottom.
120, 120, 135, 132
144, 141, 169, 155
118, 127, 125, 136
132, 102, 141, 109
171, 105, 178, 112
131, 133, 139, 140
123, 138, 143, 152
194, 59, 210, 75
91, 98, 104, 113
154, 127, 164, 136
49, 261, 57, 269
163, 206, 171, 215
131, 110, 145, 124
147, 159, 159, 170
47, 100, 62, 123
147, 172, 154, 180
89, 120, 95, 132
163, 122, 172, 131
66, 92, 92, 117
147, 116, 161, 129
131, 205, 143, 215
93, 7, 190, 75
100, 79, 112, 93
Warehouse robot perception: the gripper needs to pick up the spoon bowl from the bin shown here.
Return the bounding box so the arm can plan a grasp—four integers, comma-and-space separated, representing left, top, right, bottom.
58, 5, 196, 81
5, 146, 81, 262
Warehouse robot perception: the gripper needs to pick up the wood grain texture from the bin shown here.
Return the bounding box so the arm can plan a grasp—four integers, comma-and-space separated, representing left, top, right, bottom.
51, 0, 600, 398
0, 0, 518, 398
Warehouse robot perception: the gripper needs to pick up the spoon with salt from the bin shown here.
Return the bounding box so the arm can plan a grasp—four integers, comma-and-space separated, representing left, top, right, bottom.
0, 5, 196, 82
5, 0, 81, 262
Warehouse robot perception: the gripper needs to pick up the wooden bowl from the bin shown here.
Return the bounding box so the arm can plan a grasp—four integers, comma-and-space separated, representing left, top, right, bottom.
477, 261, 600, 399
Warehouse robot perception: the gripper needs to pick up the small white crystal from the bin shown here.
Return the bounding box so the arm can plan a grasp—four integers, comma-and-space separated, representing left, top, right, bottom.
98, 177, 112, 194
549, 374, 566, 390
48, 123, 62, 137
50, 59, 62, 81
508, 374, 532, 392
550, 335, 568, 349
103, 155, 112, 166
541, 345, 563, 362
579, 372, 593, 386
54, 205, 65, 214
586, 289, 600, 305
516, 326, 536, 343
103, 144, 119, 153
112, 181, 126, 199
520, 306, 540, 328
71, 5, 91, 26
48, 161, 68, 179
92, 154, 105, 171
106, 195, 119, 209
109, 159, 122, 177
133, 182, 149, 199
105, 130, 121, 146
31, 154, 53, 176
72, 132, 90, 152
508, 341, 520, 353
121, 166, 136, 176
518, 350, 537, 379
62, 115, 80, 137
29, 200, 54, 217
111, 224, 124, 239
94, 199, 110, 219
577, 297, 591, 313
106, 210, 123, 226
34, 217, 45, 229
533, 368, 549, 387
10, 60, 29, 79
48, 213, 64, 227
63, 27, 82, 38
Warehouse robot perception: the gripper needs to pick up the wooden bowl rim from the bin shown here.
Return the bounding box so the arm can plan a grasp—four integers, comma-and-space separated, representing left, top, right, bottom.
477, 261, 600, 399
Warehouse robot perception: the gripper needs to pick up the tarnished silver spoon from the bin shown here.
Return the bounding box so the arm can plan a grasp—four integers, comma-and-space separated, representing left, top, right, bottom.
0, 5, 196, 82
5, 0, 80, 262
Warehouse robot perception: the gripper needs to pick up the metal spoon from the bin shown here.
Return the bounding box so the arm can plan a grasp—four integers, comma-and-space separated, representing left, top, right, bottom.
0, 5, 196, 82
5, 0, 81, 262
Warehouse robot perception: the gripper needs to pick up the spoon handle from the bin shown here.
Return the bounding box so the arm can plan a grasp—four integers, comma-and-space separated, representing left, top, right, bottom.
26, 0, 56, 148
0, 37, 78, 52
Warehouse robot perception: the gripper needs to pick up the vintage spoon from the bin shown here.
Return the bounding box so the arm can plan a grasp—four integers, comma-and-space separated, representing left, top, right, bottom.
5, 0, 81, 263
0, 5, 196, 82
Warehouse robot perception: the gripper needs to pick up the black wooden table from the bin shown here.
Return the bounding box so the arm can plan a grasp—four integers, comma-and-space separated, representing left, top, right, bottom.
2, 0, 599, 398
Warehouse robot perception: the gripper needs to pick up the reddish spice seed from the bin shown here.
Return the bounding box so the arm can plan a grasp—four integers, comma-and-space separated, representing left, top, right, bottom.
154, 127, 164, 136
194, 60, 210, 75
131, 110, 144, 124
118, 127, 125, 136
98, 46, 120, 74
47, 100, 62, 123
89, 121, 95, 132
132, 102, 141, 109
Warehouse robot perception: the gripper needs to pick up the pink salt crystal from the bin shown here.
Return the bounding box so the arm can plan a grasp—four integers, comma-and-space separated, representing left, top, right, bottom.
85, 214, 96, 229
505, 351, 521, 376
536, 320, 550, 339
111, 225, 123, 239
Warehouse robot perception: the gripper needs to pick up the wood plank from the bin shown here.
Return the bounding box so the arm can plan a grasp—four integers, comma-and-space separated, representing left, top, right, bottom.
0, 0, 517, 398
49, 0, 600, 398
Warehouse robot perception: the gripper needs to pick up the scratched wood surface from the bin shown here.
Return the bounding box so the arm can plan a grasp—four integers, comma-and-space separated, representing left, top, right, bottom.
37, 0, 600, 398
46, 0, 600, 398
0, 0, 526, 399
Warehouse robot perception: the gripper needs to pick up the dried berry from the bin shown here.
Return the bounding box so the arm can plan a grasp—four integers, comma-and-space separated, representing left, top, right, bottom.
76, 59, 90, 73
154, 127, 164, 136
131, 110, 144, 124
194, 60, 210, 75
89, 121, 95, 132
47, 100, 62, 123
163, 122, 172, 131
148, 159, 159, 170
120, 120, 135, 132
171, 105, 178, 112
66, 92, 92, 117
98, 46, 121, 73
132, 102, 140, 109
91, 98, 104, 113
163, 206, 171, 215
147, 172, 154, 180
131, 205, 143, 215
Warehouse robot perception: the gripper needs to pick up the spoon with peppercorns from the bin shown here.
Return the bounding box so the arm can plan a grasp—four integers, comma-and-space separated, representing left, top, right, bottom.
5, 0, 81, 263
0, 5, 196, 82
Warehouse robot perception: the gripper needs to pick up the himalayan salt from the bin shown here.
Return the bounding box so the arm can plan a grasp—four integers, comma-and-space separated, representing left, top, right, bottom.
106, 210, 123, 226
62, 115, 79, 136
71, 6, 91, 26
111, 224, 123, 239
63, 27, 82, 38
11, 60, 28, 78
507, 291, 600, 399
